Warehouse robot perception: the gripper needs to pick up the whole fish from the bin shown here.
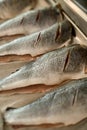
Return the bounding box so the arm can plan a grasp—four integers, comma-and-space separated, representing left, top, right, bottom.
0, 20, 72, 57
0, 44, 87, 91
0, 6, 61, 38
4, 77, 87, 126
0, 0, 37, 20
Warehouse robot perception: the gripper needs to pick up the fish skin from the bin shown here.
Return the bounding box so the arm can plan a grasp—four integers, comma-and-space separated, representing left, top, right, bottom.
0, 6, 61, 37
0, 20, 72, 56
4, 77, 87, 126
0, 0, 37, 19
0, 44, 87, 91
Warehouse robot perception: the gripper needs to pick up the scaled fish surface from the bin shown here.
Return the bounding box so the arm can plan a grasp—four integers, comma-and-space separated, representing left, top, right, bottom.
0, 44, 87, 91
0, 20, 72, 57
0, 6, 61, 37
0, 0, 37, 19
4, 77, 87, 126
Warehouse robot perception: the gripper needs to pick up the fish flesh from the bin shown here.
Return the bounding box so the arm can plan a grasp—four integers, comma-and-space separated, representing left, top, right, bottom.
0, 20, 72, 57
0, 44, 87, 91
0, 6, 61, 38
4, 77, 87, 126
0, 0, 37, 19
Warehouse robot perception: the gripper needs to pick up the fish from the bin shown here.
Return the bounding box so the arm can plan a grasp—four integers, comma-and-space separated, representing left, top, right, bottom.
0, 0, 38, 20
4, 77, 87, 126
0, 6, 61, 38
0, 20, 72, 60
0, 44, 87, 91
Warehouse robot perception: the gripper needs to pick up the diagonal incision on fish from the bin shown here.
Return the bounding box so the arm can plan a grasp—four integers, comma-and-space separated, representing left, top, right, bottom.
0, 20, 72, 57
0, 0, 38, 19
0, 44, 87, 91
0, 6, 61, 38
4, 77, 87, 126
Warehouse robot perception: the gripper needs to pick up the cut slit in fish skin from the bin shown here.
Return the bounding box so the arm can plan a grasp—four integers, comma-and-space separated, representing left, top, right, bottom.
0, 0, 38, 20
4, 77, 87, 126
0, 20, 72, 62
0, 6, 61, 38
0, 44, 87, 91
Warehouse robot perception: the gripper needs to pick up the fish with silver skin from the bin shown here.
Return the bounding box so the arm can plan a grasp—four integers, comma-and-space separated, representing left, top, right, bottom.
0, 6, 61, 38
0, 0, 37, 20
0, 44, 87, 91
0, 20, 72, 57
4, 77, 87, 126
